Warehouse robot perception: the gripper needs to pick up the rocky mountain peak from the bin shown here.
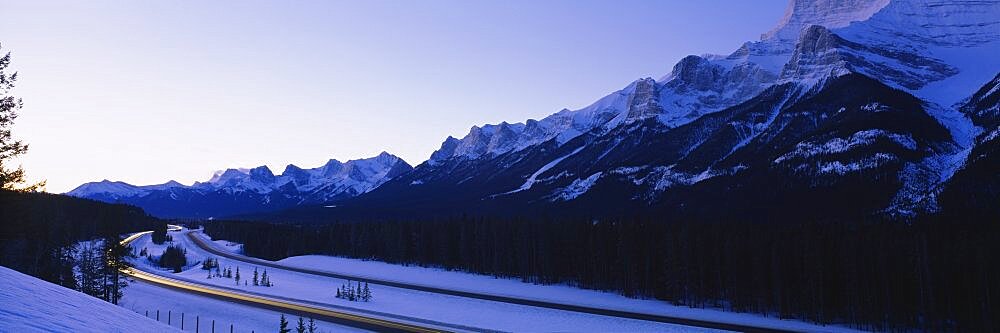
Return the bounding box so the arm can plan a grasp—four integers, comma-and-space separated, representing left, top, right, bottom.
762, 0, 890, 42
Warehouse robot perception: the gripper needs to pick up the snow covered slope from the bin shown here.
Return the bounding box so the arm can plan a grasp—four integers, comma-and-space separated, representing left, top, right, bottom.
0, 266, 178, 333
67, 152, 412, 219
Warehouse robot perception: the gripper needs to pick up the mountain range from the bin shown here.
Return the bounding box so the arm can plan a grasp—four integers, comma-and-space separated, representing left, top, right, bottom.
68, 152, 411, 218
70, 0, 1000, 221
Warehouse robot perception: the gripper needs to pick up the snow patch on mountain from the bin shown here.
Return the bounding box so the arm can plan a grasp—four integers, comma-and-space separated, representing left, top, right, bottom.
550, 172, 603, 201
496, 146, 587, 196
774, 130, 917, 164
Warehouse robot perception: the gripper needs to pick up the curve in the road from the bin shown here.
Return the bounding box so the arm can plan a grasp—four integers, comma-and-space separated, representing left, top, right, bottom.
121, 230, 452, 333
188, 231, 800, 333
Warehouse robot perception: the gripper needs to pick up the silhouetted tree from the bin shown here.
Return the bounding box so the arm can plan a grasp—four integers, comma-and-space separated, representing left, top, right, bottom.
0, 43, 44, 191
278, 314, 290, 333
295, 317, 306, 333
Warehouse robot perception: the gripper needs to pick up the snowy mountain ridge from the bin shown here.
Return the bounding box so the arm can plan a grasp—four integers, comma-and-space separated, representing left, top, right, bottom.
427, 0, 999, 167
290, 0, 1000, 222
67, 152, 413, 218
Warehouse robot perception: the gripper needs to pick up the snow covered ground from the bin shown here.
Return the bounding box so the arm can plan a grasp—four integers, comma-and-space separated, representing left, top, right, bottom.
119, 280, 366, 333
129, 227, 728, 332
198, 229, 863, 333
0, 265, 179, 333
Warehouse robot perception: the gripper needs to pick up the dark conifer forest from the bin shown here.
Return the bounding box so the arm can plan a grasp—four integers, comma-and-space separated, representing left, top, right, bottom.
205, 216, 999, 331
0, 190, 160, 288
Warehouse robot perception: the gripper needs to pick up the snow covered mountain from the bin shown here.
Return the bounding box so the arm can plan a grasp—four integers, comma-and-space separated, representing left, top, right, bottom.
67, 152, 412, 219
261, 0, 1000, 222
71, 0, 1000, 222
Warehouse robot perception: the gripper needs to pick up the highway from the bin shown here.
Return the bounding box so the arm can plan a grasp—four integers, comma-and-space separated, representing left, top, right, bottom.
186, 231, 796, 333
120, 229, 453, 333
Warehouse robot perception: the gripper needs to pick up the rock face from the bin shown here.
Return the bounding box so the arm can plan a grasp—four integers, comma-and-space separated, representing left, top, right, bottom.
761, 0, 891, 42
67, 152, 412, 219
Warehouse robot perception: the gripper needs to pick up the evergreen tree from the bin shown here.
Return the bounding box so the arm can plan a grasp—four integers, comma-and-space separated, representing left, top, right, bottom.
362, 282, 371, 302
278, 314, 290, 333
76, 242, 103, 298
158, 245, 187, 273
296, 317, 306, 333
0, 43, 44, 191
101, 235, 130, 304
150, 223, 168, 245
307, 318, 316, 333
253, 267, 259, 286
234, 266, 240, 285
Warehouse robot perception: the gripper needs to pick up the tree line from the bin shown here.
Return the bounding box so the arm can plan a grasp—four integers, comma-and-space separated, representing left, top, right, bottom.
0, 190, 161, 304
204, 216, 999, 331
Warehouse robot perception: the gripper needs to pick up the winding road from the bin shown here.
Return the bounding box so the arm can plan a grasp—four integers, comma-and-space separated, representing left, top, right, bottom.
120, 229, 452, 333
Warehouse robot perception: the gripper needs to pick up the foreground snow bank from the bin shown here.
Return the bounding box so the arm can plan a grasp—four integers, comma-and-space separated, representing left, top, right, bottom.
0, 266, 178, 333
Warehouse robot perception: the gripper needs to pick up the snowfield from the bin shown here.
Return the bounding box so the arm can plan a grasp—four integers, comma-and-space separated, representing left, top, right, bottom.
0, 265, 178, 333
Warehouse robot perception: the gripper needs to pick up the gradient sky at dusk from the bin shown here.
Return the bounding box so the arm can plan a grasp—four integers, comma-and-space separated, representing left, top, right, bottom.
1, 0, 787, 192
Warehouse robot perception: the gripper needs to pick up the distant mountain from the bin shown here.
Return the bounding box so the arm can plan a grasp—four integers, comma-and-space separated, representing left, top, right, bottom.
67, 152, 412, 219
257, 0, 1000, 222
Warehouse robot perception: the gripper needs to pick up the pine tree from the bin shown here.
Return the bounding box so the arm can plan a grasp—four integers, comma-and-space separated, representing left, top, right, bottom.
307, 318, 317, 333
278, 314, 291, 333
234, 267, 240, 285
76, 242, 103, 298
362, 282, 371, 302
101, 235, 130, 304
296, 317, 306, 333
0, 44, 44, 191
253, 267, 259, 286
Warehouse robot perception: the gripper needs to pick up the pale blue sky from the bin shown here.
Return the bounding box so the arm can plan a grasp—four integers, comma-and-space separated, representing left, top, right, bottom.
1, 0, 787, 192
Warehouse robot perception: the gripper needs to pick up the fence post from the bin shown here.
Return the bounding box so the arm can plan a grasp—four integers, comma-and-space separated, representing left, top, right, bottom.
168, 310, 171, 325
181, 312, 185, 329
196, 315, 200, 333
212, 319, 215, 333
145, 310, 149, 318
157, 310, 160, 321
230, 324, 233, 333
